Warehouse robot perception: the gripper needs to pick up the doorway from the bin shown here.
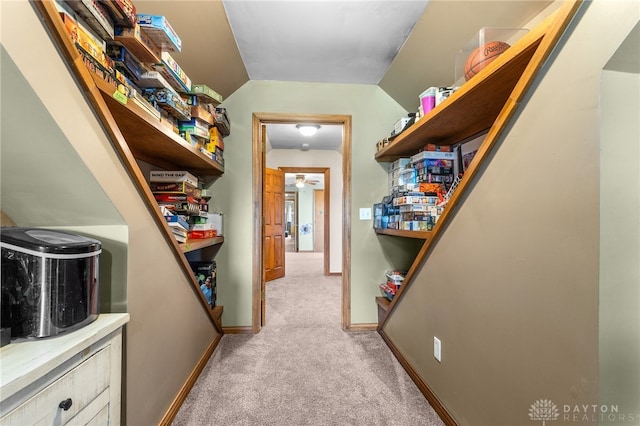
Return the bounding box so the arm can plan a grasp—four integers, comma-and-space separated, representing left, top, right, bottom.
280, 167, 330, 269
284, 191, 297, 252
252, 113, 352, 332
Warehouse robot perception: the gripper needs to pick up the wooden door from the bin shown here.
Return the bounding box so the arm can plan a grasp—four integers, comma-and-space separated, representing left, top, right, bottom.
313, 189, 324, 252
264, 168, 285, 283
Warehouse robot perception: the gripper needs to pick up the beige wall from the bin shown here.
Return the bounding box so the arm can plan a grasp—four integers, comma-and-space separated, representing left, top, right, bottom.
1, 2, 218, 425
600, 68, 640, 418
215, 80, 409, 326
383, 2, 639, 425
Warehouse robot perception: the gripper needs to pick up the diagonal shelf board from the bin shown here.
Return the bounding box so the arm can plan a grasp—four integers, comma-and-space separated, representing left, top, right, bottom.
376, 2, 581, 330
375, 22, 547, 162
32, 0, 224, 334
375, 228, 431, 239
181, 236, 224, 253
91, 76, 223, 184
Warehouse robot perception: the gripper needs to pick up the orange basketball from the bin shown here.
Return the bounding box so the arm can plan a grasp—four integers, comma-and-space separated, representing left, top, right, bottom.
464, 41, 511, 81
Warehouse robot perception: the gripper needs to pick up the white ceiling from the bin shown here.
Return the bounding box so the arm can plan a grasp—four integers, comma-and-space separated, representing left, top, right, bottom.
135, 1, 561, 150
140, 1, 557, 111
267, 123, 343, 151
222, 0, 429, 84
605, 22, 639, 74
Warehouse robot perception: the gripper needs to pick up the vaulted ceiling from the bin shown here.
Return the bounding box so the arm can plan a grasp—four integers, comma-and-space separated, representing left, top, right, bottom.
134, 1, 556, 111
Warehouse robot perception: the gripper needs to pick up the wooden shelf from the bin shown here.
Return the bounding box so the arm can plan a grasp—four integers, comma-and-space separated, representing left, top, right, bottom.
375, 228, 431, 239
91, 75, 224, 184
375, 25, 546, 162
376, 296, 391, 311
181, 236, 224, 253
32, 0, 226, 338
376, 296, 392, 326
372, 3, 581, 337
211, 305, 223, 332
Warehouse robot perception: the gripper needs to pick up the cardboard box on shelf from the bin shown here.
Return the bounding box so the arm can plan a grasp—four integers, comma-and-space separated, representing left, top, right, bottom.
136, 14, 182, 52
190, 106, 214, 126
143, 87, 191, 121
137, 71, 172, 90
207, 213, 223, 236
153, 51, 192, 93
61, 12, 111, 71
213, 107, 230, 136
190, 84, 223, 105
65, 0, 114, 40
179, 125, 210, 141
150, 170, 198, 187
114, 24, 161, 64
208, 127, 224, 152
188, 261, 217, 307
106, 44, 144, 81
150, 181, 198, 195
100, 0, 136, 28
187, 229, 217, 239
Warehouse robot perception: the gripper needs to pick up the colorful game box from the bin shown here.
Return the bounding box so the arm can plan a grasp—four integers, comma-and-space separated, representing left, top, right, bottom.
100, 0, 136, 27
188, 261, 217, 308
136, 14, 182, 52
190, 84, 223, 105
114, 24, 162, 64
153, 51, 192, 93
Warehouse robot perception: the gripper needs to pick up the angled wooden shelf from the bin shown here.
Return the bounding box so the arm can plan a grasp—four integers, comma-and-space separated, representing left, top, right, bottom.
376, 296, 391, 328
181, 236, 224, 253
32, 0, 225, 335
375, 21, 548, 162
91, 75, 224, 185
211, 306, 223, 331
374, 3, 581, 332
375, 228, 431, 239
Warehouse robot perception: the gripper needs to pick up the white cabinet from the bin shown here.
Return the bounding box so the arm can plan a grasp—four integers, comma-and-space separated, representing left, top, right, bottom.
0, 314, 129, 425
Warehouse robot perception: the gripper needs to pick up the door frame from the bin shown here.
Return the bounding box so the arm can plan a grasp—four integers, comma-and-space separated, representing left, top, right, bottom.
279, 166, 330, 272
252, 112, 352, 333
284, 191, 298, 252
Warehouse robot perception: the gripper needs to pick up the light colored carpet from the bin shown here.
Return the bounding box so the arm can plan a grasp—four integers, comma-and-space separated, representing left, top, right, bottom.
172, 252, 444, 426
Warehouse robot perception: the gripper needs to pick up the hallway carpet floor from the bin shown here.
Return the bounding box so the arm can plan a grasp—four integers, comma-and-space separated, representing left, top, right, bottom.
172, 252, 444, 426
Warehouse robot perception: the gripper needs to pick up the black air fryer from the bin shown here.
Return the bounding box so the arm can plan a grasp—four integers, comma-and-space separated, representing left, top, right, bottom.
1, 228, 101, 340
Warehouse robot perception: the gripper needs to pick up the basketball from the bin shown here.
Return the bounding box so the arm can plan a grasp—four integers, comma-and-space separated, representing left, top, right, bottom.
464, 41, 511, 81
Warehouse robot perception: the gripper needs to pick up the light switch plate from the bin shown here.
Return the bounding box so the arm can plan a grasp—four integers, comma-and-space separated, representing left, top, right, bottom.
359, 208, 372, 220
434, 337, 442, 362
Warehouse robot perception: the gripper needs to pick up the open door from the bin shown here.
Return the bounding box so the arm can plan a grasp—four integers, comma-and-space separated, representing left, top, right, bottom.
264, 167, 285, 285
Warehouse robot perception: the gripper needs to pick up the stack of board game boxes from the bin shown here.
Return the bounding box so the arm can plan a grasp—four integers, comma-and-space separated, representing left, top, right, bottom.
374, 144, 459, 231
150, 171, 218, 243
55, 0, 228, 167
379, 270, 406, 301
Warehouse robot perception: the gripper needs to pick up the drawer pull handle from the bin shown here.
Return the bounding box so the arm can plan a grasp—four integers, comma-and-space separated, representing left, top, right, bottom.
59, 398, 73, 411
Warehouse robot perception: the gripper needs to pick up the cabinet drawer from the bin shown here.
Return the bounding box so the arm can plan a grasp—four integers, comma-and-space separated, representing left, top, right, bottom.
1, 346, 111, 425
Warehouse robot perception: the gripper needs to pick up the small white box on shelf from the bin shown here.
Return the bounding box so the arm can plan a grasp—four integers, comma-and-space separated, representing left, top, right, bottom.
149, 170, 198, 187
410, 151, 456, 163
207, 213, 223, 236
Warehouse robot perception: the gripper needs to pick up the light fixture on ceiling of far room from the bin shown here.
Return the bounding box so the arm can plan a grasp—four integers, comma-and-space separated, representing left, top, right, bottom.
296, 124, 320, 137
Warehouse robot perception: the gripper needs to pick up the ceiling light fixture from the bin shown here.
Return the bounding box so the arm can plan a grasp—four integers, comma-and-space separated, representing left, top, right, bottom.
295, 181, 305, 188
296, 124, 320, 137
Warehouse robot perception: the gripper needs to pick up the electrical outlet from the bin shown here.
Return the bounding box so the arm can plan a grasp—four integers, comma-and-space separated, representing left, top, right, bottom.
359, 208, 372, 220
434, 337, 442, 362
